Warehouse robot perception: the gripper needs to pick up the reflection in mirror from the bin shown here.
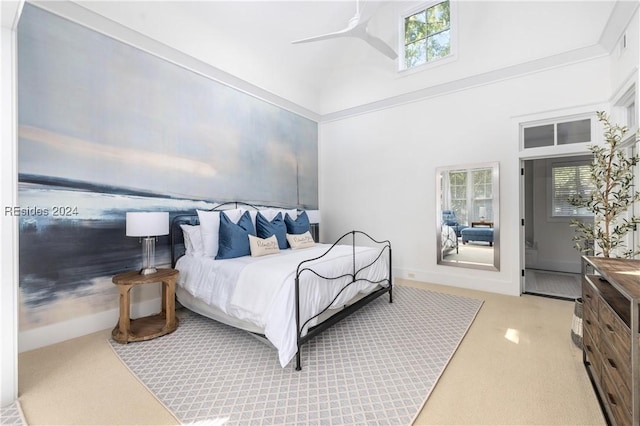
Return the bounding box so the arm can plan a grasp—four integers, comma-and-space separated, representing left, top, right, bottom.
436, 162, 500, 271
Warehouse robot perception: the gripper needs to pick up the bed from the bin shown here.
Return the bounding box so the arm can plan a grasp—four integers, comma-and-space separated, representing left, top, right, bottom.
170, 202, 393, 370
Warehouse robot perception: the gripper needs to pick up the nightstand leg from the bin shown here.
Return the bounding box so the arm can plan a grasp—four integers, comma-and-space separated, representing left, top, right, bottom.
163, 279, 177, 328
118, 285, 132, 341
161, 280, 167, 318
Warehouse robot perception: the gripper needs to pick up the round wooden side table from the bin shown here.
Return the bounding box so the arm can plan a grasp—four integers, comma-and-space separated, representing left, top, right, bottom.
111, 268, 179, 343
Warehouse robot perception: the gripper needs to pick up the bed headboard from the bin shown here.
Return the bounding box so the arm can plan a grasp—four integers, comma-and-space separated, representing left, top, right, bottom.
170, 201, 297, 267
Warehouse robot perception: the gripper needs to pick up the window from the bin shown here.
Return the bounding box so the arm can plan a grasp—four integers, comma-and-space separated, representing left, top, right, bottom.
449, 170, 468, 222
472, 168, 493, 220
403, 1, 451, 70
521, 115, 594, 150
551, 161, 594, 217
446, 167, 493, 224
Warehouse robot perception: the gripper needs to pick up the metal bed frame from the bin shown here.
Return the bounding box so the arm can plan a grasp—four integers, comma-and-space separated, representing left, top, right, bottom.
170, 202, 393, 370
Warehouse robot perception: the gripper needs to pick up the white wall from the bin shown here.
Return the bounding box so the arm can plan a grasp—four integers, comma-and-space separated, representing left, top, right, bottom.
319, 56, 611, 296
0, 0, 22, 408
609, 6, 639, 100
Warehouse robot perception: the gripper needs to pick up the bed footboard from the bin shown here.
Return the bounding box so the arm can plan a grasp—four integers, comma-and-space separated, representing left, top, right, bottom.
294, 230, 392, 371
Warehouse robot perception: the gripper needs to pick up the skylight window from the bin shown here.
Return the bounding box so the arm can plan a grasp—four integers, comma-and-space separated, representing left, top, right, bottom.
403, 0, 451, 70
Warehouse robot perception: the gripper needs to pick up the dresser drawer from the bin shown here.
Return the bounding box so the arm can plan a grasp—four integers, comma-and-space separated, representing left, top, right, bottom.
601, 367, 632, 426
582, 300, 598, 341
601, 342, 632, 416
599, 301, 631, 360
583, 326, 601, 381
582, 280, 599, 315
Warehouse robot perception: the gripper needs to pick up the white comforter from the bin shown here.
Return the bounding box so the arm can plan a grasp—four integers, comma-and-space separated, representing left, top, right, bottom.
442, 224, 458, 253
176, 244, 389, 367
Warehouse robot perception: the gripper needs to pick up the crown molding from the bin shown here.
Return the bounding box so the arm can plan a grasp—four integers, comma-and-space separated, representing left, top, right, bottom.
25, 0, 631, 126
598, 0, 639, 53
1, 0, 24, 30
320, 43, 608, 123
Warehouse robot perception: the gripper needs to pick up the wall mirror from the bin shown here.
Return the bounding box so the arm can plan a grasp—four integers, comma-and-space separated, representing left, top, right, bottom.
436, 162, 500, 271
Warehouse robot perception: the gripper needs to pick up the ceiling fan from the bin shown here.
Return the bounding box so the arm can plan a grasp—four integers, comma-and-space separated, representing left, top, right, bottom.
291, 0, 398, 60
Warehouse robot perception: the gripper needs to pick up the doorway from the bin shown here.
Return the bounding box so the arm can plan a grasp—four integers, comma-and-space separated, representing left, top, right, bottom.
521, 156, 589, 300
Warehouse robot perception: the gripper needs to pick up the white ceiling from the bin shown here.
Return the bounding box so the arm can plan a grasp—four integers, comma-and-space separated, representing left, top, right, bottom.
54, 1, 625, 116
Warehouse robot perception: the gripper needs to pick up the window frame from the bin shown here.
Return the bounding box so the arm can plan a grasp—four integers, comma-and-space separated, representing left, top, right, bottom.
399, 0, 456, 73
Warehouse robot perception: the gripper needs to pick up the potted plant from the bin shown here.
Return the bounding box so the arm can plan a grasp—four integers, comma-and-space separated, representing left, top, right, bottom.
568, 111, 640, 258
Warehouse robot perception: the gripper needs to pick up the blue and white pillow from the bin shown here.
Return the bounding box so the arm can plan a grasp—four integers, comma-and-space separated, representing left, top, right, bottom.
215, 210, 256, 259
256, 211, 288, 249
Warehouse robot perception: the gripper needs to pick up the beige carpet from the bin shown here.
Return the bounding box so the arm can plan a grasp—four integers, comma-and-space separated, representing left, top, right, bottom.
443, 243, 494, 265
17, 281, 605, 425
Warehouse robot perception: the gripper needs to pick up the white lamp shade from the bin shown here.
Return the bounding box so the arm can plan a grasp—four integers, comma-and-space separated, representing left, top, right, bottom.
478, 206, 487, 218
306, 210, 321, 224
126, 212, 169, 237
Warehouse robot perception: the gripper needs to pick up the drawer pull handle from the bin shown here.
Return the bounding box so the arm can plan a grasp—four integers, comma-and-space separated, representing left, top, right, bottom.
605, 324, 614, 333
607, 358, 617, 369
585, 319, 592, 326
607, 393, 617, 406
585, 344, 593, 353
585, 294, 592, 299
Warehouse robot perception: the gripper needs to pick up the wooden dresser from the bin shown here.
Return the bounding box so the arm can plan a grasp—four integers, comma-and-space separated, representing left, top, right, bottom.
582, 256, 640, 426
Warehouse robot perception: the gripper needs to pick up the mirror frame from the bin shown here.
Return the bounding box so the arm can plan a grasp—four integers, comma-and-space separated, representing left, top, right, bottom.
436, 161, 500, 271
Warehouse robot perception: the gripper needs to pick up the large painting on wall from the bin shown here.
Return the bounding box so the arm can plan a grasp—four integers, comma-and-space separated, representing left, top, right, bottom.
17, 4, 318, 330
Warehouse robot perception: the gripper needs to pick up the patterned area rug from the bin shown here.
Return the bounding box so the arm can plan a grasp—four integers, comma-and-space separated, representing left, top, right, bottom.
110, 286, 483, 425
0, 400, 26, 426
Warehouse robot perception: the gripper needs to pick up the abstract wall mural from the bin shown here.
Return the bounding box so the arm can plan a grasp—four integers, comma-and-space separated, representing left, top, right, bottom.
17, 4, 318, 330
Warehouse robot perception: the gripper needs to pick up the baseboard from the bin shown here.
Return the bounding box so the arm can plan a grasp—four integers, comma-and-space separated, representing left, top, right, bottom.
394, 267, 519, 296
18, 297, 162, 353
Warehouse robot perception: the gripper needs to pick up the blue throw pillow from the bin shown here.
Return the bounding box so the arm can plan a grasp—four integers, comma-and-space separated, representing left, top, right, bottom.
256, 212, 288, 249
215, 210, 256, 259
284, 211, 310, 235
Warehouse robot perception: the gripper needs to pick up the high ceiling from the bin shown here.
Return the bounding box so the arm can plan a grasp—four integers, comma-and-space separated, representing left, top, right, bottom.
44, 1, 626, 115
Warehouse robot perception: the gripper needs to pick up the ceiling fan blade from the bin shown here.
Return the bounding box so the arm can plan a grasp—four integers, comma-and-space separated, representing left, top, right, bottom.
291, 0, 396, 59
291, 26, 353, 45
362, 32, 398, 59
292, 9, 362, 45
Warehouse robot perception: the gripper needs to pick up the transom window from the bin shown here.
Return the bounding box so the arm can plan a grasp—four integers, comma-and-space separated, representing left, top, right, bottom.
403, 1, 451, 70
521, 115, 594, 150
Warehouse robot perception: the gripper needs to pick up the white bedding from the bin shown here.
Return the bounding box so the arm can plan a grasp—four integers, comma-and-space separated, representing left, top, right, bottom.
176, 244, 389, 367
442, 224, 458, 254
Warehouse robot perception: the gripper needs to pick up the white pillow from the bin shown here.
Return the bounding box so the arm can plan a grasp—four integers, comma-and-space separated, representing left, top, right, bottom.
248, 234, 280, 257
197, 208, 243, 258
260, 209, 298, 221
283, 209, 298, 220
180, 224, 204, 257
286, 231, 315, 249
250, 209, 297, 231
246, 209, 259, 231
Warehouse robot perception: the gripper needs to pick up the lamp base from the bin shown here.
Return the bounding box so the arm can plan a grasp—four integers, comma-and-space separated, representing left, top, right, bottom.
139, 237, 158, 276
139, 267, 158, 275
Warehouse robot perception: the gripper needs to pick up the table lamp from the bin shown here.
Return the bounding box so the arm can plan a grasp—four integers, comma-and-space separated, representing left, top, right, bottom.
306, 210, 321, 224
126, 211, 169, 275
478, 206, 487, 222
